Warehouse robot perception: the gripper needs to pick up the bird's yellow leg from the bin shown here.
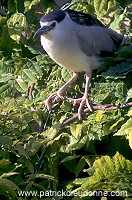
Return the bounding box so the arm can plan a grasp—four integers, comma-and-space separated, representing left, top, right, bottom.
45, 72, 78, 110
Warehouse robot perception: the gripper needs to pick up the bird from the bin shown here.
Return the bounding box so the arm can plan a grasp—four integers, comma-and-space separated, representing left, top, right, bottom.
34, 8, 123, 120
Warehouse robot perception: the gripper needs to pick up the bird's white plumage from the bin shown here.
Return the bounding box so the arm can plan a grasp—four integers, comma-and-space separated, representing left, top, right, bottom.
40, 15, 100, 72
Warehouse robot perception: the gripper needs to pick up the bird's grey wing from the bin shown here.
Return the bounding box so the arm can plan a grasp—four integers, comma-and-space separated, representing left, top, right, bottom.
65, 9, 123, 57
65, 9, 104, 27
74, 25, 123, 57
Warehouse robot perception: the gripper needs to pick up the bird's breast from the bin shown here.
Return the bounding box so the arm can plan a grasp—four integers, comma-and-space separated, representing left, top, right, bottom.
41, 35, 100, 72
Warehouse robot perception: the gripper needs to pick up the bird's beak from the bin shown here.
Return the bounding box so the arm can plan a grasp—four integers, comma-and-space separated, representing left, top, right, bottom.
33, 26, 51, 38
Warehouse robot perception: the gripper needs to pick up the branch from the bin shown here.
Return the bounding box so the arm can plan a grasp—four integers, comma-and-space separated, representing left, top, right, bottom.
58, 102, 132, 131
28, 83, 35, 100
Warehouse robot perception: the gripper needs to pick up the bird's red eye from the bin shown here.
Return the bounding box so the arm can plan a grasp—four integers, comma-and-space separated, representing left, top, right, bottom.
51, 22, 56, 28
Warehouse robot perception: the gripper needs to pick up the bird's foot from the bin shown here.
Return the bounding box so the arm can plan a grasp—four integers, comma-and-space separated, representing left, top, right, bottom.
73, 96, 92, 120
45, 92, 64, 110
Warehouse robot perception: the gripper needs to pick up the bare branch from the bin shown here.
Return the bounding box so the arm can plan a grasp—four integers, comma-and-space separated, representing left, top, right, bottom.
28, 83, 35, 100
59, 102, 132, 131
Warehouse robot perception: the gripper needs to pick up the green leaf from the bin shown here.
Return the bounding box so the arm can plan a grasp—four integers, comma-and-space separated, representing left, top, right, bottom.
93, 155, 115, 178
0, 178, 19, 198
61, 68, 72, 82
27, 60, 43, 76
80, 152, 132, 192
35, 174, 57, 181
114, 152, 128, 173
94, 0, 108, 17
0, 83, 11, 93
0, 75, 13, 83
126, 88, 132, 101
14, 144, 28, 157
7, 13, 28, 43
23, 69, 37, 83
1, 172, 19, 178
60, 101, 71, 112
75, 157, 86, 177
110, 13, 124, 29
60, 156, 80, 163
70, 124, 83, 138
15, 78, 28, 92
114, 118, 132, 136
0, 159, 10, 168
24, 0, 42, 12
0, 136, 13, 146
26, 160, 34, 173
95, 111, 103, 122
102, 62, 131, 78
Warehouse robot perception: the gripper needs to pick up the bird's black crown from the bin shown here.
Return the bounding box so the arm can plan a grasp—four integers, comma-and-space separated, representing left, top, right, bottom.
40, 10, 66, 23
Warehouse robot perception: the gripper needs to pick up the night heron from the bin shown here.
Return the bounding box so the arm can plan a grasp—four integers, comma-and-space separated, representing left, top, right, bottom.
34, 8, 123, 120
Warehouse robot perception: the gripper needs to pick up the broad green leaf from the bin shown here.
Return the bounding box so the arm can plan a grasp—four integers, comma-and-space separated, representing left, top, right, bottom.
27, 60, 43, 76
28, 140, 43, 156
114, 152, 128, 172
24, 0, 41, 12
60, 156, 80, 163
26, 160, 34, 173
15, 78, 28, 92
0, 83, 11, 93
0, 136, 12, 146
0, 75, 13, 83
126, 88, 132, 101
32, 140, 43, 150
127, 130, 132, 149
14, 144, 28, 157
0, 159, 10, 168
35, 174, 57, 181
61, 68, 72, 82
102, 62, 131, 78
93, 155, 115, 179
42, 122, 61, 140
7, 13, 28, 43
1, 172, 18, 178
117, 49, 132, 59
114, 118, 132, 136
75, 157, 86, 177
0, 178, 19, 197
0, 25, 13, 48
72, 177, 89, 185
80, 152, 132, 192
110, 117, 124, 131
94, 0, 108, 17
110, 14, 124, 30
127, 109, 132, 116
70, 124, 83, 138
23, 69, 37, 83
26, 45, 41, 55
60, 101, 71, 112
96, 111, 103, 122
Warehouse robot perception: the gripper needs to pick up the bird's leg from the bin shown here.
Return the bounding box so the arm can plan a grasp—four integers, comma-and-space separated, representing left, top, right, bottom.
45, 72, 78, 110
74, 72, 92, 120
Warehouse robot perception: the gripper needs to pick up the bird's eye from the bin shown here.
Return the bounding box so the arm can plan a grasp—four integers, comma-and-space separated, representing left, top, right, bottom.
51, 22, 56, 28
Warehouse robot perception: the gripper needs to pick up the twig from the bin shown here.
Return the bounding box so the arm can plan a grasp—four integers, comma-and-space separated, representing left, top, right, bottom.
28, 83, 35, 100
35, 144, 48, 173
35, 108, 52, 173
58, 102, 132, 131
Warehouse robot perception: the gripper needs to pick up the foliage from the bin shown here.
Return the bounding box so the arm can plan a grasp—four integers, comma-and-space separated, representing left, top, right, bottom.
68, 152, 132, 197
0, 0, 132, 200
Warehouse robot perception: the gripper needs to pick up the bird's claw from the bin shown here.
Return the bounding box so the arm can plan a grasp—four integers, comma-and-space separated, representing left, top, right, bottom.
45, 93, 92, 120
73, 96, 92, 120
45, 92, 64, 110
